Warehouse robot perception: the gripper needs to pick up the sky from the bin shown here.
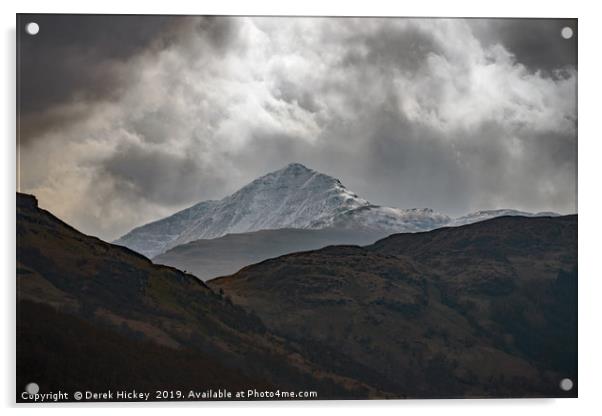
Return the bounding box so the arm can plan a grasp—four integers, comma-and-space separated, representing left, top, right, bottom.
17, 15, 577, 241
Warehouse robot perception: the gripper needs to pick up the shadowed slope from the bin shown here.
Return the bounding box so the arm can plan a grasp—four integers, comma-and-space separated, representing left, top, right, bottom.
210, 215, 577, 398
153, 227, 385, 281
16, 193, 376, 401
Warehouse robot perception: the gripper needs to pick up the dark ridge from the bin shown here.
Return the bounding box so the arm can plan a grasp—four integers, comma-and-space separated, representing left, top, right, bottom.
16, 192, 371, 400
17, 192, 210, 290
17, 300, 268, 400
211, 214, 577, 398
370, 214, 577, 253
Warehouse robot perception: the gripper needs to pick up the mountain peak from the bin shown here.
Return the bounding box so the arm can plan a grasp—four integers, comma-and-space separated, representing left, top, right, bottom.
115, 163, 371, 256
242, 162, 338, 195
114, 165, 555, 259
269, 163, 318, 180
266, 162, 316, 179
283, 162, 312, 172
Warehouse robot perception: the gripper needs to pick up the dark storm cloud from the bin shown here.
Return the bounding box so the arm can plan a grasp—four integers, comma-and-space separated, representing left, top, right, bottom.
469, 18, 577, 73
98, 142, 227, 205
18, 15, 172, 114
18, 16, 577, 240
17, 14, 238, 144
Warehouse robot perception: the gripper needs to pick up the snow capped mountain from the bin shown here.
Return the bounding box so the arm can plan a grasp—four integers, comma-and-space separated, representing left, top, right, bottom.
171, 163, 371, 244
114, 163, 557, 258
328, 206, 452, 233
451, 209, 559, 227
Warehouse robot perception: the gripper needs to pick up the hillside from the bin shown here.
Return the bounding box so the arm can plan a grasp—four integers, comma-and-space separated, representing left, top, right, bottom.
17, 192, 576, 399
153, 228, 385, 281
16, 193, 375, 401
210, 215, 578, 398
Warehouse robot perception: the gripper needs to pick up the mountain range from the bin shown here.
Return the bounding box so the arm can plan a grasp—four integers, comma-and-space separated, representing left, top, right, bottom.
210, 214, 577, 398
153, 228, 385, 281
16, 193, 369, 398
114, 163, 557, 259
17, 192, 577, 399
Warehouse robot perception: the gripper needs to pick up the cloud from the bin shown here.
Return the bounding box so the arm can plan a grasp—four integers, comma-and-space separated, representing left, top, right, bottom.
469, 18, 577, 74
18, 16, 577, 241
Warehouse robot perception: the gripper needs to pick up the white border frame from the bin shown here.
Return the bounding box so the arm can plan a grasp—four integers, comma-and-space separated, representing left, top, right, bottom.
3, 1, 600, 415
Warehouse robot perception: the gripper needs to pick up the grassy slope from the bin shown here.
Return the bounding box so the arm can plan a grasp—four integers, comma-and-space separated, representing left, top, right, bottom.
210, 215, 577, 398
16, 193, 370, 400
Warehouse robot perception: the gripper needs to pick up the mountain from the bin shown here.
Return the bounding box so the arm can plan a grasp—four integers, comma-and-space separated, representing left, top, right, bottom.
16, 193, 377, 400
113, 163, 453, 258
153, 228, 386, 281
451, 209, 560, 227
210, 214, 577, 398
16, 192, 577, 399
114, 163, 558, 259
151, 208, 563, 282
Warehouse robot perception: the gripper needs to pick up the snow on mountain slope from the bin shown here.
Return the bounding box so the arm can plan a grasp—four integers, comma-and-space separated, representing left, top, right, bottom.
329, 206, 452, 232
115, 163, 362, 257
451, 209, 559, 227
114, 163, 557, 258
170, 163, 371, 247
113, 200, 219, 260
